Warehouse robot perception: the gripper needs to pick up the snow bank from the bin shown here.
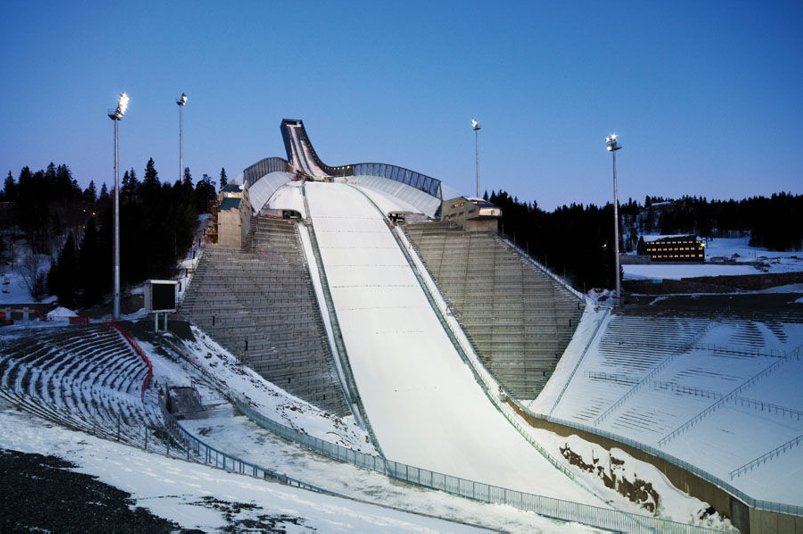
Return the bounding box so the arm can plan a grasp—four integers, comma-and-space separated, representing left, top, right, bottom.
0, 404, 491, 533
46, 306, 77, 320
164, 326, 374, 453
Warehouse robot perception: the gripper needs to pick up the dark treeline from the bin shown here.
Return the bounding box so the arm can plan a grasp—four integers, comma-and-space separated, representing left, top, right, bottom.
487, 191, 802, 292
489, 191, 615, 291
1, 161, 219, 308
640, 193, 803, 251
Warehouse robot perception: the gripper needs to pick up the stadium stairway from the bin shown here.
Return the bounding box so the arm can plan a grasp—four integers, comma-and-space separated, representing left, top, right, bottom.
404, 222, 585, 399
180, 217, 350, 416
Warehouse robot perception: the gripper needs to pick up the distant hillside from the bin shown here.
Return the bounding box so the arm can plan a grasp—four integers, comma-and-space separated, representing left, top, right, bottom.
487, 191, 802, 292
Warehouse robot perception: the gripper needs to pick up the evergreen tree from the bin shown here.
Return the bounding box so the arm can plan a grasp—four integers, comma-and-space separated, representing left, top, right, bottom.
78, 217, 104, 307
3, 171, 16, 202
122, 168, 139, 199
142, 158, 160, 195
15, 167, 49, 251
183, 167, 193, 189
47, 233, 79, 308
195, 174, 216, 213
219, 167, 228, 189
83, 180, 97, 205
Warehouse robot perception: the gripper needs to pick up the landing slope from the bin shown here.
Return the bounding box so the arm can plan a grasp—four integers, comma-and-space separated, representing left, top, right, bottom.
305, 181, 601, 503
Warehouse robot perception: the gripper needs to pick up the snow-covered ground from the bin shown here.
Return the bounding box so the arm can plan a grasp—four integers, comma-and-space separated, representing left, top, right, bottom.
0, 307, 738, 532
530, 310, 803, 509
164, 325, 374, 453
0, 246, 54, 305
249, 171, 294, 214
624, 264, 760, 280
266, 179, 307, 217
624, 236, 803, 281
0, 401, 497, 533
304, 181, 606, 505
177, 410, 595, 533
350, 181, 424, 216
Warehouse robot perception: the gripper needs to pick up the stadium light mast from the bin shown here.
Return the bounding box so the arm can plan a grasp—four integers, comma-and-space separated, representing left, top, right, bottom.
471, 118, 481, 197
108, 91, 129, 321
177, 92, 188, 181
605, 133, 622, 306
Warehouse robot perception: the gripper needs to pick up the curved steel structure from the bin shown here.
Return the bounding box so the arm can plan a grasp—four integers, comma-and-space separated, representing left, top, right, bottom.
280, 119, 443, 201
243, 157, 291, 188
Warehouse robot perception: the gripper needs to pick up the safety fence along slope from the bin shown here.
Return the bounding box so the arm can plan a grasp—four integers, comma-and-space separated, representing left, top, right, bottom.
230, 395, 729, 534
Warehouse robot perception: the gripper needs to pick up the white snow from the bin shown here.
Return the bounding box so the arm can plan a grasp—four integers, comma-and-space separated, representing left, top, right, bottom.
266, 179, 307, 218
248, 171, 293, 214
531, 430, 734, 529
285, 123, 328, 178
529, 309, 803, 509
177, 411, 593, 533
702, 236, 802, 261
0, 402, 498, 533
170, 325, 374, 453
624, 264, 760, 280
0, 246, 56, 305
304, 181, 606, 505
350, 182, 423, 217
625, 236, 803, 281
46, 306, 77, 320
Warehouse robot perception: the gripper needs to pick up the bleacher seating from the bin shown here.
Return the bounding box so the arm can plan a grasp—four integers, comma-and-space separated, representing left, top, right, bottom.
0, 325, 166, 450
542, 299, 803, 491
180, 217, 350, 416
404, 222, 585, 399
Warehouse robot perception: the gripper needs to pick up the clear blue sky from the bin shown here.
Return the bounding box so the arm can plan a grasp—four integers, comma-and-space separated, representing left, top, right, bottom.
1, 1, 801, 210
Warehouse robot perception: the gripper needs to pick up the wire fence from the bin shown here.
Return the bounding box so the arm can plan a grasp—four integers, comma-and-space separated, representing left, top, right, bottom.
231, 396, 733, 533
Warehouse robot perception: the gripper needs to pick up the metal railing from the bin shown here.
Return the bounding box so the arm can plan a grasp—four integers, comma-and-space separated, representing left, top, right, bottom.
350, 162, 442, 199
160, 401, 334, 494
730, 434, 803, 479
300, 183, 385, 456
497, 235, 587, 302
658, 354, 794, 446
233, 395, 730, 533
386, 219, 581, 483
727, 396, 802, 421
161, 309, 740, 532
243, 157, 290, 188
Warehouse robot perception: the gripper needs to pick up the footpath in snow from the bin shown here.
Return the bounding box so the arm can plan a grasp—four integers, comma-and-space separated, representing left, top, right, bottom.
304, 182, 603, 505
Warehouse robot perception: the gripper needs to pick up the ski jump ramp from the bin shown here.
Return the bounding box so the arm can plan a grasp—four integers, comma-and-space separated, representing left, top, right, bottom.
305, 181, 601, 504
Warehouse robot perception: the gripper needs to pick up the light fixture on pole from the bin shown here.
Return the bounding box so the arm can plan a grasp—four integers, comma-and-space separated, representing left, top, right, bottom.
605, 133, 622, 306
177, 92, 188, 181
471, 118, 481, 197
108, 91, 129, 320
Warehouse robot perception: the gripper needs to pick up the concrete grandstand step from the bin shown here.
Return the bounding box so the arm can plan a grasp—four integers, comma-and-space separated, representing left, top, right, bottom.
182, 221, 351, 416
405, 223, 585, 399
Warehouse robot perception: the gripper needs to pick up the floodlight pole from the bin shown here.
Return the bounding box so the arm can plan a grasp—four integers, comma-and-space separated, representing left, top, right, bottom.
177, 93, 187, 181
606, 135, 623, 306
112, 117, 120, 320
473, 120, 481, 197
108, 92, 128, 321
